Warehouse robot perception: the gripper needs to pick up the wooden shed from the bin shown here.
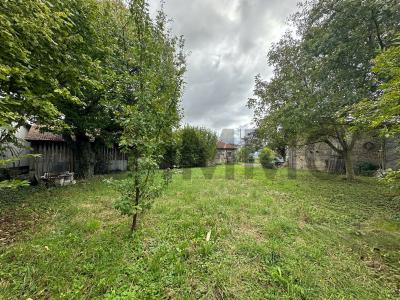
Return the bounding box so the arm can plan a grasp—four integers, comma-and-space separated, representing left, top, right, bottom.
1, 125, 128, 182
25, 125, 75, 181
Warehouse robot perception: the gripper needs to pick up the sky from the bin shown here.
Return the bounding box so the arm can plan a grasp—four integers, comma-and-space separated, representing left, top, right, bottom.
149, 0, 299, 133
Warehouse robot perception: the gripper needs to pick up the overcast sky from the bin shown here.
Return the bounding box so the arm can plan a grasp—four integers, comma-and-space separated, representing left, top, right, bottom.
149, 0, 299, 132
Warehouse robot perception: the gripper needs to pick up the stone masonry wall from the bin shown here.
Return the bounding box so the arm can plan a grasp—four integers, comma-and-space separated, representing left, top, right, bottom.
289, 136, 399, 172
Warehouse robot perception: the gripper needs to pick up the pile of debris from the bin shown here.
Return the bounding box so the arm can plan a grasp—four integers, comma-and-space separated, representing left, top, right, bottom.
41, 171, 76, 187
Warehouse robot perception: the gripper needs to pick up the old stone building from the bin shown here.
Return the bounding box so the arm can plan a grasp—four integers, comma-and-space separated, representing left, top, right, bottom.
214, 141, 237, 164
288, 136, 399, 174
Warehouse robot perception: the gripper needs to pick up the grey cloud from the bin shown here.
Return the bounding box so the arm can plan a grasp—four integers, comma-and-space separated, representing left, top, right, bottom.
150, 0, 299, 131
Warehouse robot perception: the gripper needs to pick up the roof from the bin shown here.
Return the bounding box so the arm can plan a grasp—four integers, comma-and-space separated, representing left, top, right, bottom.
217, 141, 237, 150
25, 125, 66, 142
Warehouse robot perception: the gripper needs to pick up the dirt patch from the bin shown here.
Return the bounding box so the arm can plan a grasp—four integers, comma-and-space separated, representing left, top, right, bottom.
0, 211, 39, 246
364, 259, 387, 272
265, 190, 291, 201
235, 222, 264, 242
298, 214, 311, 229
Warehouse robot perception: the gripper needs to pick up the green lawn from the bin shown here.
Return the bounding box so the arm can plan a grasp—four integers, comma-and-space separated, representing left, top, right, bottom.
0, 166, 399, 299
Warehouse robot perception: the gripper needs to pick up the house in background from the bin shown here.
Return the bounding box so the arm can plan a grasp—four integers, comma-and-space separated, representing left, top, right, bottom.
0, 125, 128, 182
215, 141, 237, 164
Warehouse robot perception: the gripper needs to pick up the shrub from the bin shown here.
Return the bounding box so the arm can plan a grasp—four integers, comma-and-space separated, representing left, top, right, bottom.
238, 147, 254, 163
259, 147, 275, 169
159, 137, 179, 169
178, 125, 217, 168
356, 161, 378, 176
379, 169, 400, 194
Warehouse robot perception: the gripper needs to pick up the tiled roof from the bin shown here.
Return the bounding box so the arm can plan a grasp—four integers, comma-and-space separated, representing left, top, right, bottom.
25, 125, 65, 142
217, 141, 237, 150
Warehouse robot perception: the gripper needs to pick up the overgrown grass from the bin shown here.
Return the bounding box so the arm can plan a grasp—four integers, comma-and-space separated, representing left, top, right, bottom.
0, 166, 399, 299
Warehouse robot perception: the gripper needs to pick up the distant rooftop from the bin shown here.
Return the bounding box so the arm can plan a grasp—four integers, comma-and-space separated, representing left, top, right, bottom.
217, 141, 237, 150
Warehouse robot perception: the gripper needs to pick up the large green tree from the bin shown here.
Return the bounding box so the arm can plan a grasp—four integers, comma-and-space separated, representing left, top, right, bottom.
0, 0, 79, 128
0, 0, 125, 178
0, 0, 83, 186
249, 0, 400, 180
52, 0, 121, 178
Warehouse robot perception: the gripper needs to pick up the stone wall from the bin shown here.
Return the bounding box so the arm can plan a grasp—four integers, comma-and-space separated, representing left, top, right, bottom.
384, 138, 400, 170
288, 136, 399, 173
214, 149, 236, 164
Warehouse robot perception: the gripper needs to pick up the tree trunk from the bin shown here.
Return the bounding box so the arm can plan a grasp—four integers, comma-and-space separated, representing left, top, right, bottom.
131, 212, 138, 233
324, 128, 358, 181
130, 157, 140, 234
343, 149, 355, 180
74, 133, 95, 178
130, 185, 140, 234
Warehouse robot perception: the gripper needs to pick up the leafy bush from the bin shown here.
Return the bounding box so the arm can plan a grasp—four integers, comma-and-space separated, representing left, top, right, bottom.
178, 126, 217, 168
0, 155, 40, 189
356, 161, 379, 176
259, 147, 275, 169
379, 169, 400, 194
159, 137, 179, 169
238, 147, 255, 163
107, 157, 172, 233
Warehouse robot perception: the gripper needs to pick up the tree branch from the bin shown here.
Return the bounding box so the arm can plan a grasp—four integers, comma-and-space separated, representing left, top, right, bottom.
348, 132, 359, 151
372, 10, 385, 51
335, 127, 347, 151
323, 139, 343, 154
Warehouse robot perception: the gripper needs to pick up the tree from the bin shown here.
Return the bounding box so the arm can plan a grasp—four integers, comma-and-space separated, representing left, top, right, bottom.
178, 125, 217, 168
370, 43, 400, 135
111, 0, 186, 233
353, 41, 400, 136
179, 126, 202, 167
196, 127, 218, 166
0, 0, 73, 187
159, 133, 180, 169
238, 147, 254, 163
52, 0, 127, 178
248, 0, 400, 180
0, 0, 80, 173
0, 0, 80, 129
353, 38, 400, 192
0, 0, 127, 178
238, 130, 262, 163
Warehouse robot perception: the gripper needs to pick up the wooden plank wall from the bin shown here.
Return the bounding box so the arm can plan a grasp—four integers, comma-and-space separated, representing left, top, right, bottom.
27, 142, 128, 180
97, 145, 128, 172
29, 142, 74, 180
